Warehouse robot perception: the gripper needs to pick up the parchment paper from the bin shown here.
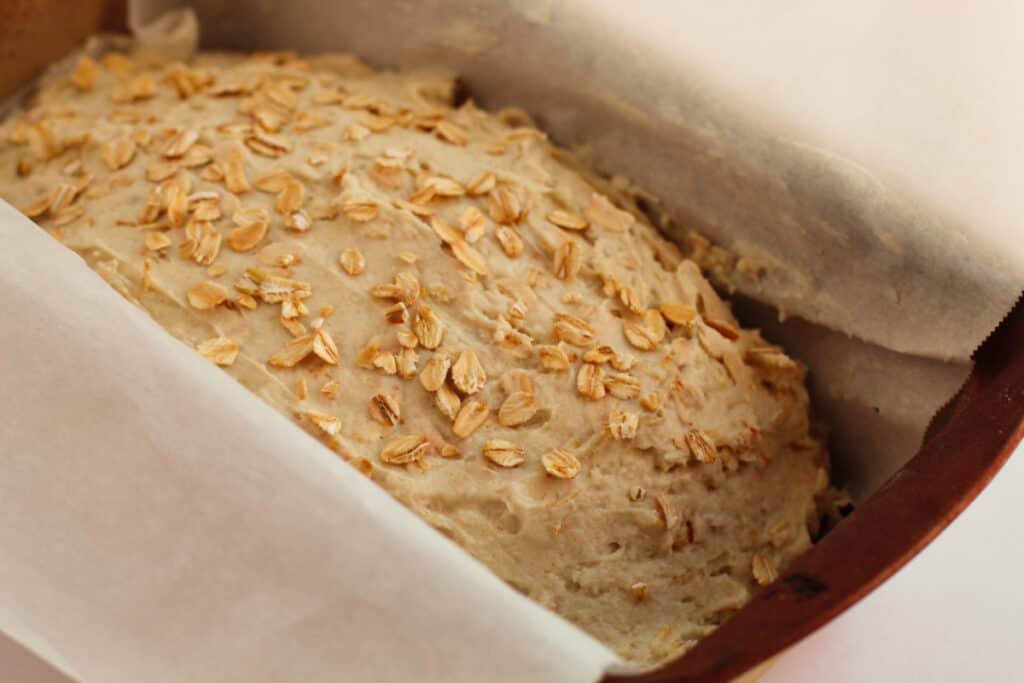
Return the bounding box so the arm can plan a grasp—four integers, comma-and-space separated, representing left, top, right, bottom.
126, 0, 1022, 364
1, 2, 1022, 682
118, 0, 1024, 494
0, 202, 618, 683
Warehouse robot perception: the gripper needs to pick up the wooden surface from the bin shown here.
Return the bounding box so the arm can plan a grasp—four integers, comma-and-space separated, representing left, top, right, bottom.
608, 296, 1024, 682
0, 0, 123, 100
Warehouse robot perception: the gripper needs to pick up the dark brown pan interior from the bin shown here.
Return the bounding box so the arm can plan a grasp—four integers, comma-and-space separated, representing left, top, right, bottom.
0, 0, 124, 100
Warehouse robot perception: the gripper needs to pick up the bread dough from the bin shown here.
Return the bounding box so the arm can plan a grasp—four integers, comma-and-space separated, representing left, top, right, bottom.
0, 49, 828, 665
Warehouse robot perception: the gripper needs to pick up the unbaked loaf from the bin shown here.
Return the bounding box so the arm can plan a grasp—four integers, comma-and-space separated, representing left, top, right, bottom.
0, 48, 829, 665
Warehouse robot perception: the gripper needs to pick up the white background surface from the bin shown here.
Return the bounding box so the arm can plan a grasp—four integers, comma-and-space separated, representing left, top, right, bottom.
765, 441, 1024, 683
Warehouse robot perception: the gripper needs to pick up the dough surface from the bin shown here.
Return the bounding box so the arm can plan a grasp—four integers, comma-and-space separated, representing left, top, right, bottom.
0, 48, 829, 665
